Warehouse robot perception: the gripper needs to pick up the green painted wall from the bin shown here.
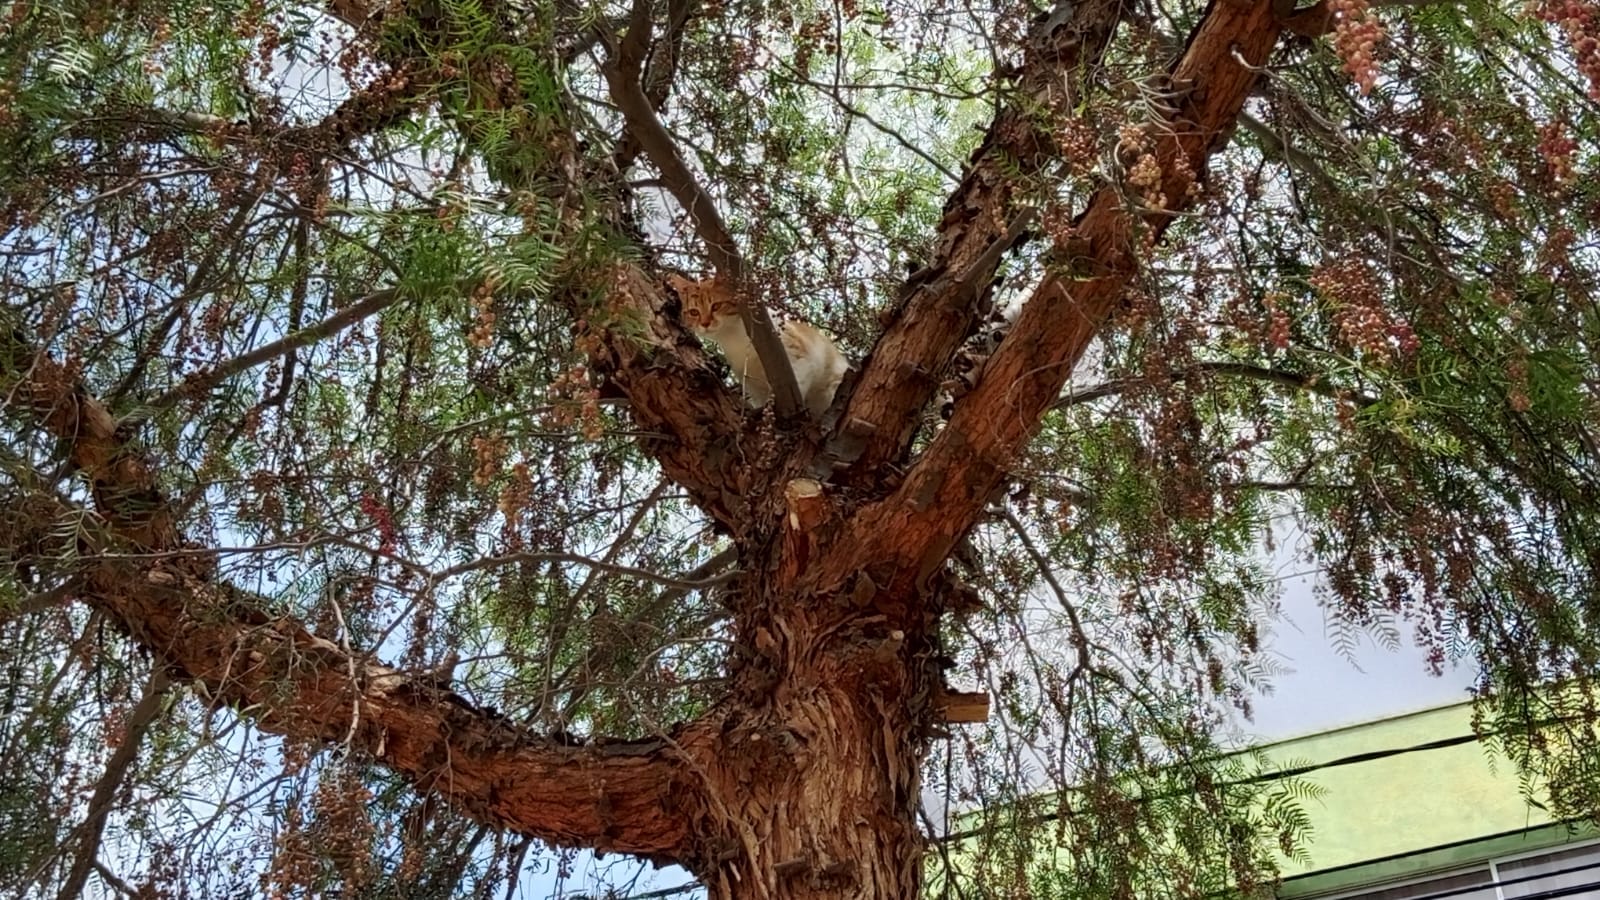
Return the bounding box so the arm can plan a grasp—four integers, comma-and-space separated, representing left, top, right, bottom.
1257, 700, 1595, 897
940, 698, 1597, 898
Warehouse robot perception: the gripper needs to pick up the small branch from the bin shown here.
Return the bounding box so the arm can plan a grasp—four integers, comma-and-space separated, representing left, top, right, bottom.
600, 1, 803, 416
140, 288, 403, 416
430, 549, 740, 592
1052, 361, 1377, 411
95, 535, 741, 594
788, 68, 959, 183
57, 668, 171, 900
1236, 111, 1337, 190
1001, 507, 1090, 672
91, 862, 138, 898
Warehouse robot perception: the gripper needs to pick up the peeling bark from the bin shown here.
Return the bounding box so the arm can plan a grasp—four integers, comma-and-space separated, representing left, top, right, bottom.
834, 0, 1284, 596
693, 571, 937, 900
2, 0, 1290, 896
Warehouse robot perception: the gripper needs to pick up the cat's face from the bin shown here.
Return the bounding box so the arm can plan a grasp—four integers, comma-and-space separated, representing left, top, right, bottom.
670, 275, 738, 332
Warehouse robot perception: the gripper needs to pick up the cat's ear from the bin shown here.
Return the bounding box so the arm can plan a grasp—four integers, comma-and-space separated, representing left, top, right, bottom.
666, 274, 693, 296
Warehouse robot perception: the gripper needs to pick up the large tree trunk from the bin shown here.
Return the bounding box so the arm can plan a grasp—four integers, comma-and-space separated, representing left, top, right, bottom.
698, 636, 931, 898
676, 481, 940, 898
1, 0, 1289, 896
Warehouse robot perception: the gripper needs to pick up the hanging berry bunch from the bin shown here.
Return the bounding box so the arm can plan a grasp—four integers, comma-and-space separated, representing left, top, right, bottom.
1330, 0, 1385, 95
1531, 0, 1600, 99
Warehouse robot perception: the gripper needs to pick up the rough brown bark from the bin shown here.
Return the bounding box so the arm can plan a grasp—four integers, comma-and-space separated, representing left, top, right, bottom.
687, 530, 940, 900
830, 0, 1285, 598
830, 0, 1125, 482
3, 1, 1288, 896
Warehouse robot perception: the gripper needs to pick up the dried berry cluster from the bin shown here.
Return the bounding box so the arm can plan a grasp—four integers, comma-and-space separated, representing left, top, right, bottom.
358, 493, 398, 556
547, 365, 607, 441
468, 282, 496, 349
1263, 293, 1293, 352
471, 431, 507, 486
1312, 258, 1419, 360
1330, 0, 1384, 95
499, 460, 533, 522
1537, 119, 1579, 182
1118, 124, 1168, 210
1533, 0, 1600, 98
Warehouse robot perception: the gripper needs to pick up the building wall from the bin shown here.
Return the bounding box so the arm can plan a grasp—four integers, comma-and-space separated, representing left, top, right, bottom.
1261, 700, 1595, 897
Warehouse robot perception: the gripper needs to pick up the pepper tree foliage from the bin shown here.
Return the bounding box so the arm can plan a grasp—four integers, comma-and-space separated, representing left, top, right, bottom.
0, 0, 1598, 896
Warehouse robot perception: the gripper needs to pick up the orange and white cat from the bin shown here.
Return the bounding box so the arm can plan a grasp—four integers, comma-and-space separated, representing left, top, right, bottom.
670, 274, 848, 420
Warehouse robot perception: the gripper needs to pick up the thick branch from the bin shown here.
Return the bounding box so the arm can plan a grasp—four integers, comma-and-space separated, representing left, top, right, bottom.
587, 265, 755, 527
600, 3, 803, 418
3, 336, 709, 862
831, 0, 1286, 593
1, 331, 178, 551
827, 0, 1125, 480
78, 560, 701, 860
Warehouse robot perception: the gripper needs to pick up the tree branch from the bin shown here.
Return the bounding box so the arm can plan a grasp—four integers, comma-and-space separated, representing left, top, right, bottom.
829, 0, 1287, 595
1051, 360, 1378, 409
56, 668, 171, 900
430, 549, 740, 593
141, 288, 404, 416
599, 0, 804, 418
2, 334, 711, 863
585, 265, 756, 528
81, 559, 703, 861
825, 0, 1125, 481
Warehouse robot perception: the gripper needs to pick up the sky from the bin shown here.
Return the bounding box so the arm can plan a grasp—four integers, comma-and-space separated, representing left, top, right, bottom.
1235, 545, 1480, 745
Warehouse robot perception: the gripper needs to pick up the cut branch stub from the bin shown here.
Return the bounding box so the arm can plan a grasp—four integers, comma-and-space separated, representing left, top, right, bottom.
784, 478, 827, 532
934, 690, 991, 724
781, 477, 829, 581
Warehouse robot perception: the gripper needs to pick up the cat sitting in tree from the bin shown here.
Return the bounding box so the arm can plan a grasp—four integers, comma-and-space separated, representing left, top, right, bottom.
670, 274, 848, 421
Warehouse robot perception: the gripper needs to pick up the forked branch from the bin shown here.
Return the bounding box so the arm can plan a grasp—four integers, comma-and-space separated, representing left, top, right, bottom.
831, 0, 1287, 594
827, 0, 1125, 480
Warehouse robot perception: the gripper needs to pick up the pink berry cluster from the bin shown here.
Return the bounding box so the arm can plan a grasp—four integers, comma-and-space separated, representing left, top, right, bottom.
1312, 258, 1420, 361
1537, 120, 1579, 182
1533, 0, 1600, 99
1263, 293, 1293, 352
358, 493, 398, 556
1330, 0, 1384, 96
468, 282, 496, 349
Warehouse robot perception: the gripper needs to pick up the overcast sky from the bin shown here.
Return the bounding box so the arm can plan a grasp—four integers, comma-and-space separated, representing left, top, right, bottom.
1235, 545, 1479, 744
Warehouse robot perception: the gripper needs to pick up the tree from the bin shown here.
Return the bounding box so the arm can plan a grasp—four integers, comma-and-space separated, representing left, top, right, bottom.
2, 0, 1598, 896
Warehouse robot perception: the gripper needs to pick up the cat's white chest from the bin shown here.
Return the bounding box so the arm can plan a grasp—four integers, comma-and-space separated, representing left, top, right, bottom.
699, 315, 846, 418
